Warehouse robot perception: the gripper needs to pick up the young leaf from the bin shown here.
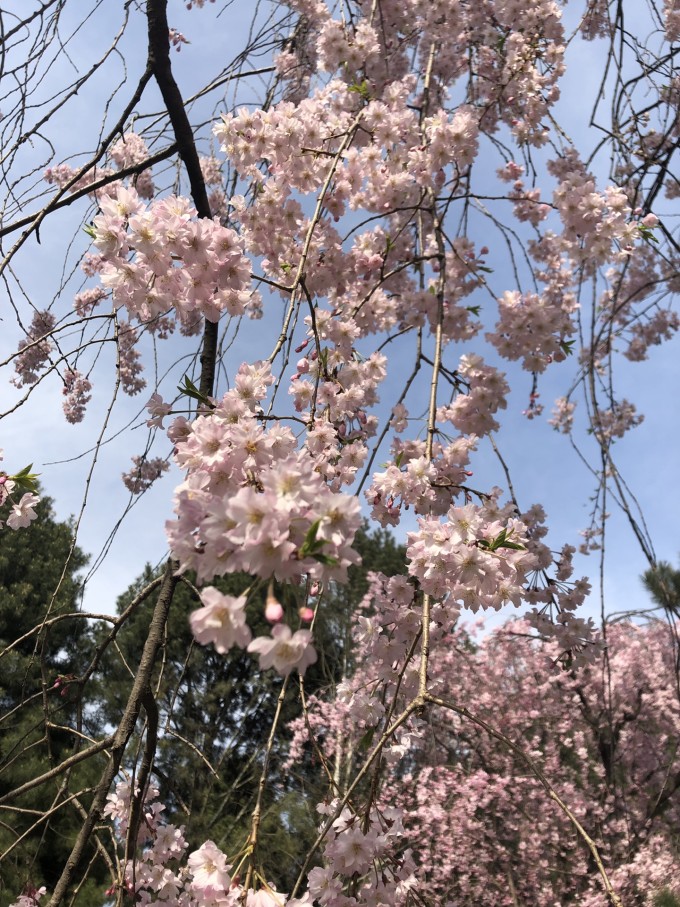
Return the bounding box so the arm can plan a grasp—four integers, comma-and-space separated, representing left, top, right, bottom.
10, 464, 41, 493
177, 374, 212, 407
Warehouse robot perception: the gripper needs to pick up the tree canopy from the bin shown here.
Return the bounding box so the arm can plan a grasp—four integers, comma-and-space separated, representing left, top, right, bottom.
2, 1, 680, 905
0, 496, 105, 906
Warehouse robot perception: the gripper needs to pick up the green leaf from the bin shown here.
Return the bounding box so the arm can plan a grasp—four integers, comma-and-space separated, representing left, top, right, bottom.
348, 79, 371, 100
478, 528, 526, 553
313, 552, 338, 567
638, 224, 659, 244
83, 223, 96, 239
177, 374, 212, 407
357, 726, 376, 753
10, 464, 41, 493
299, 520, 338, 566
299, 519, 323, 558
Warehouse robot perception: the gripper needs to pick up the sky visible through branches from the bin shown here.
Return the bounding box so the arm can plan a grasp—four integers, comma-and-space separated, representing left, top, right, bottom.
0, 0, 675, 623
2, 1, 680, 904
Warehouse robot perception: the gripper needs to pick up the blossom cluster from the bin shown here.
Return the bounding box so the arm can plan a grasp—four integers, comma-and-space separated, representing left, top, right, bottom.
188, 586, 318, 676
308, 801, 417, 907
62, 368, 92, 424
406, 504, 534, 609
89, 189, 253, 327
12, 310, 56, 388
94, 778, 414, 907
44, 131, 154, 199
166, 361, 361, 586
101, 780, 243, 907
122, 455, 170, 494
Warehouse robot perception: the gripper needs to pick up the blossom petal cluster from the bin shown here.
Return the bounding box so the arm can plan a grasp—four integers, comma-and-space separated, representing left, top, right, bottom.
166, 362, 361, 586
407, 505, 534, 609
89, 188, 253, 328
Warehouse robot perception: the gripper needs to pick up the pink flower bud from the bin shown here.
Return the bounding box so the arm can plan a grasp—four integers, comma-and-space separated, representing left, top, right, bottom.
265, 582, 284, 623
265, 600, 284, 623
297, 357, 310, 373
299, 606, 314, 623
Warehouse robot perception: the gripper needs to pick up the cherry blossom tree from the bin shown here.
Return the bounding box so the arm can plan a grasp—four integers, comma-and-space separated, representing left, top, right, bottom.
2, 0, 680, 905
286, 609, 680, 906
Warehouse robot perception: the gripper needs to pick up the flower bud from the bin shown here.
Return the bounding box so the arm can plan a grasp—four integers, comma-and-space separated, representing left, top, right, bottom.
265, 582, 284, 623
265, 599, 284, 623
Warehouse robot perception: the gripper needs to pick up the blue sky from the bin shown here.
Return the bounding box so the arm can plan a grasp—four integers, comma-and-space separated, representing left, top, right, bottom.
1, 0, 676, 628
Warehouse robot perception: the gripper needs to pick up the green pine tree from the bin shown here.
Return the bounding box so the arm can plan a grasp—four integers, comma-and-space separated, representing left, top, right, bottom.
642, 559, 680, 615
0, 493, 107, 907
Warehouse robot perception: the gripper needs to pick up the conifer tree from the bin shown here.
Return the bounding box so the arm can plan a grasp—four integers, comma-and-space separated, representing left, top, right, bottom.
0, 496, 106, 906
642, 560, 680, 616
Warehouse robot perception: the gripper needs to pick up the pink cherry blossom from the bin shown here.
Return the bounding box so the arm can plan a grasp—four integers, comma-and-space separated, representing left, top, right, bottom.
187, 840, 231, 890
6, 492, 40, 530
248, 624, 317, 676
189, 588, 252, 653
146, 393, 173, 428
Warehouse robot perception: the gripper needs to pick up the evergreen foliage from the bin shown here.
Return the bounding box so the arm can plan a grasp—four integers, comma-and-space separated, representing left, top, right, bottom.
642, 560, 680, 615
0, 496, 105, 907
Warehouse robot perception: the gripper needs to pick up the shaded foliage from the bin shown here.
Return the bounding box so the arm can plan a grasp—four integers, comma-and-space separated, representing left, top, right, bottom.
0, 496, 105, 907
